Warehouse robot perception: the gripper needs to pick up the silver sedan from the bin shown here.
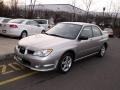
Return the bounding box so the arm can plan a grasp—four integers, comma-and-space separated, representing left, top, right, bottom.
14, 22, 109, 73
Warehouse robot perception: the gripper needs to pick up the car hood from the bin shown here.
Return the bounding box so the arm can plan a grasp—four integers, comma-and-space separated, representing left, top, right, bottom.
18, 34, 72, 50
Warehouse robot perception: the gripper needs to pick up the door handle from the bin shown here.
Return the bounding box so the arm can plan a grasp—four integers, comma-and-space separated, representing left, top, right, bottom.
89, 38, 93, 40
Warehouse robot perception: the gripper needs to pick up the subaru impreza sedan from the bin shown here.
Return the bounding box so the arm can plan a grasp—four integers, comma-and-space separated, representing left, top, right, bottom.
14, 22, 109, 73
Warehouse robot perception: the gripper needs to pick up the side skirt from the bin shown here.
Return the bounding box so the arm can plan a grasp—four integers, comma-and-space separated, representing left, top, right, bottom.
74, 52, 99, 62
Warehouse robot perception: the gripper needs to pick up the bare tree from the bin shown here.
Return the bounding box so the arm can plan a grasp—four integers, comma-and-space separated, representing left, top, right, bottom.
82, 0, 93, 22
112, 1, 120, 27
28, 0, 37, 18
72, 0, 76, 21
0, 0, 4, 16
10, 0, 19, 17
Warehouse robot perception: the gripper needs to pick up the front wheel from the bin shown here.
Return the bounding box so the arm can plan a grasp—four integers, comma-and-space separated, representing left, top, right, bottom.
57, 53, 73, 73
98, 45, 106, 57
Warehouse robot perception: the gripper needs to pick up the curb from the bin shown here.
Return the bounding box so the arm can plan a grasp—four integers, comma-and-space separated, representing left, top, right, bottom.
0, 53, 14, 61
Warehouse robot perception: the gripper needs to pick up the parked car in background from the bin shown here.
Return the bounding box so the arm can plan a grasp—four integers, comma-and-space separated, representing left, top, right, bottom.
0, 17, 11, 24
102, 31, 109, 37
104, 27, 114, 37
0, 19, 45, 38
0, 17, 11, 33
14, 22, 109, 73
33, 19, 51, 31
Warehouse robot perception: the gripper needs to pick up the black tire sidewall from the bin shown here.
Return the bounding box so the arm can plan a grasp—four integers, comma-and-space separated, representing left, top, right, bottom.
98, 45, 106, 57
57, 53, 73, 73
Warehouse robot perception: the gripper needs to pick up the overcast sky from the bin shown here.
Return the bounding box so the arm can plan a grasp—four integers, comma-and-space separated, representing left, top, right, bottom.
4, 0, 120, 12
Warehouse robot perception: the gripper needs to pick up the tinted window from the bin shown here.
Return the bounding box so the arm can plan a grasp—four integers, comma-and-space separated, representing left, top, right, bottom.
8, 19, 25, 24
46, 23, 82, 39
34, 20, 47, 24
80, 26, 93, 38
26, 21, 38, 26
2, 19, 11, 23
92, 26, 102, 37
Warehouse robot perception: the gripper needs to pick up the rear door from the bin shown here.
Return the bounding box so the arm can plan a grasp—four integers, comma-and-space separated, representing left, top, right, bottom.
91, 25, 103, 52
26, 21, 39, 35
36, 20, 48, 30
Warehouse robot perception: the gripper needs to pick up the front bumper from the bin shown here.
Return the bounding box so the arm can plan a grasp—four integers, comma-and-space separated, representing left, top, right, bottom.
14, 48, 59, 72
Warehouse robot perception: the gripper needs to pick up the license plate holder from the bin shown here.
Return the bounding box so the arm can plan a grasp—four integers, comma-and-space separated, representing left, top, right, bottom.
2, 30, 6, 33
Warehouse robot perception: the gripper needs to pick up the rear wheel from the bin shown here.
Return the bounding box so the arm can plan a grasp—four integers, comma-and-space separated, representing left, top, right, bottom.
57, 53, 73, 73
41, 30, 45, 34
98, 45, 106, 57
20, 31, 27, 39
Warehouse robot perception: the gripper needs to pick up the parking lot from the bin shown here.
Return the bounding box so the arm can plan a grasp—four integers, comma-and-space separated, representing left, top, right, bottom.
0, 37, 119, 90
0, 35, 18, 55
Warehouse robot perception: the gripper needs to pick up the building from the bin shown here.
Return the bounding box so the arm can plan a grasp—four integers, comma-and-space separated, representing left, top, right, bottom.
20, 4, 86, 15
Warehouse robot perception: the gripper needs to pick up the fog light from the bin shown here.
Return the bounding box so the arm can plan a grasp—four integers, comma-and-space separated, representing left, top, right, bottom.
35, 65, 40, 68
43, 64, 54, 67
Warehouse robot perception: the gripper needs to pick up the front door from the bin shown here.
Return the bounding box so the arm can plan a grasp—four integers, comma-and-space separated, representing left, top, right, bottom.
76, 26, 94, 59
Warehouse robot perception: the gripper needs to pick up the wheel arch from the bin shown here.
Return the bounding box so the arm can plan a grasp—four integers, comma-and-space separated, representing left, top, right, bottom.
104, 42, 108, 49
22, 30, 28, 34
61, 50, 76, 60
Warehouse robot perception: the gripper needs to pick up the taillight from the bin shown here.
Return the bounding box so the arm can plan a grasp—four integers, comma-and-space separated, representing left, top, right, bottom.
9, 24, 18, 28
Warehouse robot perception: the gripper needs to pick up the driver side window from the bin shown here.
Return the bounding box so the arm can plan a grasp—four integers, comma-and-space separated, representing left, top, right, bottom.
80, 26, 93, 38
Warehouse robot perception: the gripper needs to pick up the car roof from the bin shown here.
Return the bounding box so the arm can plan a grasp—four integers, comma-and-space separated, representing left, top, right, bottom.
0, 17, 11, 19
12, 18, 30, 20
62, 22, 95, 26
33, 19, 48, 21
10, 19, 36, 22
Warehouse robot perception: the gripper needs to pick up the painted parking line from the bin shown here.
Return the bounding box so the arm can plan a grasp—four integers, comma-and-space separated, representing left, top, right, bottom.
0, 71, 37, 86
0, 62, 25, 74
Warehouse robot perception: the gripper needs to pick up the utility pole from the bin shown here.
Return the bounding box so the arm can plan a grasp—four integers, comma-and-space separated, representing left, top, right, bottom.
72, 0, 76, 21
103, 7, 106, 27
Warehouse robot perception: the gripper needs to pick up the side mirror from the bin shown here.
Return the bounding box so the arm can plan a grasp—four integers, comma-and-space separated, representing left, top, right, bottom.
78, 36, 88, 40
37, 24, 41, 27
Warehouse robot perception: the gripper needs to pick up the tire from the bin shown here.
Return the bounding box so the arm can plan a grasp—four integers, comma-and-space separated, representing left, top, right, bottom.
98, 45, 106, 57
57, 53, 74, 73
41, 30, 45, 34
20, 31, 27, 39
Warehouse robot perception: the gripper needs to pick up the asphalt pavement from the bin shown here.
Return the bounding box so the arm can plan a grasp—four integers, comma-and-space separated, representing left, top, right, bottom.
0, 38, 120, 90
0, 35, 18, 55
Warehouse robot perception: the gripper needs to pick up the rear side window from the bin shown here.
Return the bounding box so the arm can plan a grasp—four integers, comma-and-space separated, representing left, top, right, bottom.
80, 26, 93, 38
2, 19, 11, 23
92, 26, 102, 37
34, 20, 47, 24
26, 21, 38, 26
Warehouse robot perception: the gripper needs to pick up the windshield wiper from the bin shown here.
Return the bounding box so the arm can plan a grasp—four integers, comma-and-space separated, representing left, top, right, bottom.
47, 33, 65, 38
44, 33, 71, 39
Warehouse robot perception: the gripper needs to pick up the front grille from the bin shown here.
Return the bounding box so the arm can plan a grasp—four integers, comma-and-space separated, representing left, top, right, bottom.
22, 59, 31, 65
18, 46, 35, 55
19, 46, 26, 54
27, 50, 34, 55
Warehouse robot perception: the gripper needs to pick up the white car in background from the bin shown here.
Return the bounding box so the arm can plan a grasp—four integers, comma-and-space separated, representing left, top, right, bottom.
0, 19, 45, 38
0, 17, 11, 24
33, 19, 50, 31
104, 28, 114, 37
0, 17, 11, 33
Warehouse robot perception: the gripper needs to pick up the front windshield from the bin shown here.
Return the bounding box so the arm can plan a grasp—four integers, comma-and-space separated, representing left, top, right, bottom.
46, 23, 82, 39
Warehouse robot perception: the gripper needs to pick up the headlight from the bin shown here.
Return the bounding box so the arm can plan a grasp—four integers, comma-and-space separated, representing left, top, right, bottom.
33, 49, 53, 57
